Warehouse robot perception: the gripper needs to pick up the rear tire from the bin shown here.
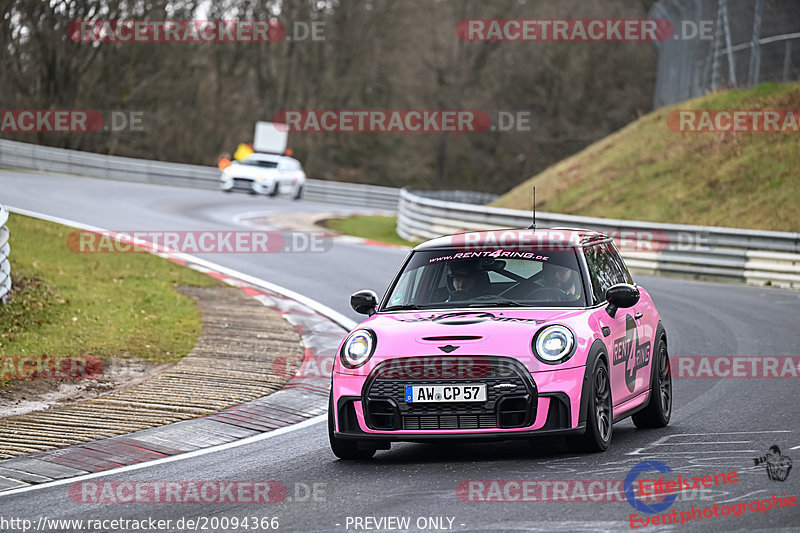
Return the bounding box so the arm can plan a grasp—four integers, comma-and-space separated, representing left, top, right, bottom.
632, 338, 672, 429
566, 358, 612, 453
328, 393, 376, 460
293, 185, 304, 200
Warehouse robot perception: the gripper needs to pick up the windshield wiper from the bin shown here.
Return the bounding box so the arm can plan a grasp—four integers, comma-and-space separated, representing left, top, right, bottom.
382, 304, 423, 311
466, 299, 526, 307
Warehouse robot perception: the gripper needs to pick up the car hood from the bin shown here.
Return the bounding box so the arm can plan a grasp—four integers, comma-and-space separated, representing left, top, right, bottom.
224, 164, 278, 179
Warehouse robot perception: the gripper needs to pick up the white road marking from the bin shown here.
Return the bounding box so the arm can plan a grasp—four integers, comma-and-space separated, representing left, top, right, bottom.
627, 430, 793, 456
652, 441, 751, 445
0, 414, 327, 498
628, 448, 751, 456
657, 431, 791, 436
716, 490, 768, 504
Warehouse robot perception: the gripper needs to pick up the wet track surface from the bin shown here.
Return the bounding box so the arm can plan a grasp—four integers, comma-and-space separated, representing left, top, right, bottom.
1, 170, 799, 532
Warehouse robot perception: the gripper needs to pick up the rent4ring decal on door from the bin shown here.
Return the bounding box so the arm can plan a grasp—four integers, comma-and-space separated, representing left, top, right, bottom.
612, 314, 652, 393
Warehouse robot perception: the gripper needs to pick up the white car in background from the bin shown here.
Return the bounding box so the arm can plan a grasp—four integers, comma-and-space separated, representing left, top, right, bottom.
220, 152, 306, 199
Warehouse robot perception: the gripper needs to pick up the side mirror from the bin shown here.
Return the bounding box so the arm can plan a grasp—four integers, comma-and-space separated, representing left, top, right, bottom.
350, 290, 378, 316
605, 283, 639, 318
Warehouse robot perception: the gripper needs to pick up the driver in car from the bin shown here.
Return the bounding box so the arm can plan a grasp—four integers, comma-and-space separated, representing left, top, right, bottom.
446, 260, 489, 301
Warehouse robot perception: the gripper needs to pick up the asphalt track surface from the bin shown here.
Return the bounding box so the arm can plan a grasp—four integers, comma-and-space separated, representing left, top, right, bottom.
1, 169, 799, 532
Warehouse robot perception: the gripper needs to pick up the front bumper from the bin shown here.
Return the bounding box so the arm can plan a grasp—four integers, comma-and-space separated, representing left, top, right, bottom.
220, 177, 274, 194
332, 356, 586, 441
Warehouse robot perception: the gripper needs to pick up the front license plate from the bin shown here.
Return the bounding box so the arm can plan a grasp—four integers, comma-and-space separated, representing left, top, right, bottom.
405, 384, 487, 403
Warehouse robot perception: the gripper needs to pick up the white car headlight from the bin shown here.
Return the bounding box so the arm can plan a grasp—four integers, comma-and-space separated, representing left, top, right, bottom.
533, 325, 575, 364
340, 329, 376, 369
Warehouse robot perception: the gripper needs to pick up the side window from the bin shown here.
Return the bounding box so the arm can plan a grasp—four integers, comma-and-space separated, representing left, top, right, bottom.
408, 269, 424, 301
387, 269, 416, 306
583, 245, 610, 304
606, 243, 634, 285
584, 242, 630, 304
388, 267, 426, 306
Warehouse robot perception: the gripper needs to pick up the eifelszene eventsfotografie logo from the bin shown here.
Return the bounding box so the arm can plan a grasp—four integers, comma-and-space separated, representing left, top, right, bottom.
625, 461, 678, 514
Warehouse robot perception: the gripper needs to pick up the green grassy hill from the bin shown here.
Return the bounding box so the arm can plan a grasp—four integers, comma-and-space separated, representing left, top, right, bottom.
494, 82, 800, 232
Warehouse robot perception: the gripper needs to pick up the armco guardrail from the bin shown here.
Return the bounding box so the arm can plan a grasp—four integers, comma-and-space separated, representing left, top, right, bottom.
0, 139, 399, 211
397, 189, 800, 289
0, 138, 220, 190
301, 178, 399, 210
0, 205, 11, 304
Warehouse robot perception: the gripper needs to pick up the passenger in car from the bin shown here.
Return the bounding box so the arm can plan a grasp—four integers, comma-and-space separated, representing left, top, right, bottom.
542, 262, 580, 297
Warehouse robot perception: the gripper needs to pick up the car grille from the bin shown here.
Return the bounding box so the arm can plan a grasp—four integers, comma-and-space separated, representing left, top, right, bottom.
232, 178, 253, 190
363, 356, 536, 431
402, 413, 498, 430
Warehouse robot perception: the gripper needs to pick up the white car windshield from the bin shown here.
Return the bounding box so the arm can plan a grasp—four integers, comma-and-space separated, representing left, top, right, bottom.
239, 158, 278, 168
382, 249, 586, 310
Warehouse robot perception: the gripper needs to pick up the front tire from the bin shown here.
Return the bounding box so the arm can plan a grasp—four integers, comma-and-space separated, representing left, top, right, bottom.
567, 358, 612, 453
328, 393, 376, 460
632, 338, 672, 429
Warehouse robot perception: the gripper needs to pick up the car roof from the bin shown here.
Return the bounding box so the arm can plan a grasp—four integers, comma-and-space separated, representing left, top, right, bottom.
413, 227, 609, 251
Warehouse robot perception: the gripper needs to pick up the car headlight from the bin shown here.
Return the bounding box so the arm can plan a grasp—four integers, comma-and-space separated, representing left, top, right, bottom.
533, 324, 575, 364
340, 329, 376, 369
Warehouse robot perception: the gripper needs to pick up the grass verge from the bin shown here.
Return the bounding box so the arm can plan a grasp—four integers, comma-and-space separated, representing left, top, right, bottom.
493, 81, 800, 232
322, 215, 418, 247
0, 214, 221, 366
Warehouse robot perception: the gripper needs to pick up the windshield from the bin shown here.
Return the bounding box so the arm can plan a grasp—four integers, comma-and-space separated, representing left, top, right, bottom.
239, 158, 278, 168
382, 248, 587, 310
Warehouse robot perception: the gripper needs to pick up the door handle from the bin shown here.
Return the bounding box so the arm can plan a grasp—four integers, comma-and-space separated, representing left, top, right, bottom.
634, 312, 643, 319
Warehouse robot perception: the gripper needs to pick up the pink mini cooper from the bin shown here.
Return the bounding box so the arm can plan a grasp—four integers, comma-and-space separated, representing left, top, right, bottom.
328, 229, 671, 459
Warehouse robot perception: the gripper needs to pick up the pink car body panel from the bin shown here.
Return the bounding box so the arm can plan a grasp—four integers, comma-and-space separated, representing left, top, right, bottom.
331, 299, 661, 436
